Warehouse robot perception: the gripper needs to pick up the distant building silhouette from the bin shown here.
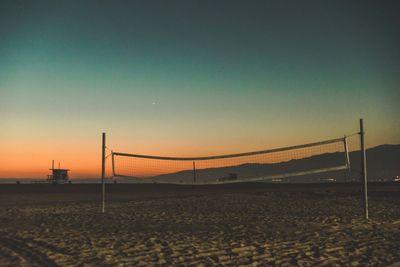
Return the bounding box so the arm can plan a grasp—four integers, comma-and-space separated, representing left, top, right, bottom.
47, 160, 69, 184
218, 173, 238, 182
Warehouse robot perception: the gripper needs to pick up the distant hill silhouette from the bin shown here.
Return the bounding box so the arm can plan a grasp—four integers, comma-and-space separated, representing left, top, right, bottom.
142, 144, 400, 183
347, 144, 400, 182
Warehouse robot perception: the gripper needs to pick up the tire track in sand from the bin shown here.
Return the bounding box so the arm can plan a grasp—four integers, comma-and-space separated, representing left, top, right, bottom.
0, 237, 76, 266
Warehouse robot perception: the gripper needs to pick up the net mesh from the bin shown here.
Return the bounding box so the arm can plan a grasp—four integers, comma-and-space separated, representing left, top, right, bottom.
112, 137, 349, 184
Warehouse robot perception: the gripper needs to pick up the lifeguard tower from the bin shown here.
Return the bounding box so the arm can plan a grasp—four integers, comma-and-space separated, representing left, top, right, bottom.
47, 160, 69, 184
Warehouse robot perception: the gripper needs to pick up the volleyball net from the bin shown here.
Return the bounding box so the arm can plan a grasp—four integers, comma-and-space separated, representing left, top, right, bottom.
110, 136, 350, 184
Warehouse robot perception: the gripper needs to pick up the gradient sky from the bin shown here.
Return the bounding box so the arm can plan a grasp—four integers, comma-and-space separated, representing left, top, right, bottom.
1, 0, 399, 178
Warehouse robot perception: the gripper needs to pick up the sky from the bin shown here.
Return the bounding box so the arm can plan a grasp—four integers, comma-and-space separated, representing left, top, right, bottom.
0, 0, 399, 178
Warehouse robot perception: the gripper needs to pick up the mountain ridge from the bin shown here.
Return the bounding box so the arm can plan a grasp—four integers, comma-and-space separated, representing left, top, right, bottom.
145, 144, 400, 183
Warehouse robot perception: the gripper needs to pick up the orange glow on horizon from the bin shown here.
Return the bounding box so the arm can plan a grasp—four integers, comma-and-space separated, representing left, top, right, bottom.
0, 132, 386, 179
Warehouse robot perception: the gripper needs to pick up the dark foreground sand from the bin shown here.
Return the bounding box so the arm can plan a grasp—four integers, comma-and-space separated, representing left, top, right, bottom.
0, 183, 399, 266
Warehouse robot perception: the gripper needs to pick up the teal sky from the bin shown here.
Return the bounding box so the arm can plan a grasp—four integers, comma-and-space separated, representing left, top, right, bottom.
0, 0, 399, 177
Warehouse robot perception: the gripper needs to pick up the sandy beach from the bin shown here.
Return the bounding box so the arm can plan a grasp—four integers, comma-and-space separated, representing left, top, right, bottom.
0, 182, 399, 266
